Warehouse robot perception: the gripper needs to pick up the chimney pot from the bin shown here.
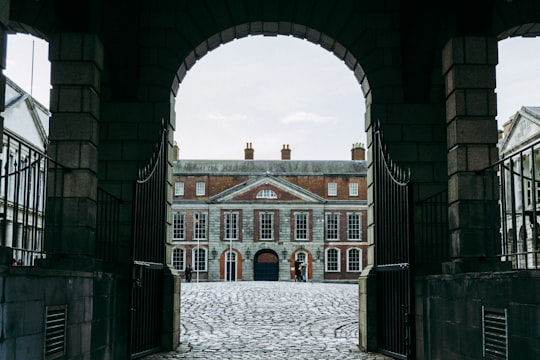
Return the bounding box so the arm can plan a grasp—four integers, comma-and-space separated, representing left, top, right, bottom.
351, 142, 365, 160
245, 142, 254, 160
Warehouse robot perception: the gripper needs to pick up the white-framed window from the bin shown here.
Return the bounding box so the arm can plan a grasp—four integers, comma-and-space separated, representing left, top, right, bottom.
256, 189, 277, 199
195, 182, 206, 196
172, 248, 185, 271
294, 212, 309, 241
174, 181, 184, 196
326, 213, 339, 241
349, 182, 359, 196
172, 212, 186, 240
224, 212, 239, 240
328, 182, 337, 196
192, 247, 207, 272
347, 213, 361, 241
296, 251, 307, 263
347, 248, 362, 272
194, 212, 207, 240
259, 212, 274, 240
325, 248, 340, 272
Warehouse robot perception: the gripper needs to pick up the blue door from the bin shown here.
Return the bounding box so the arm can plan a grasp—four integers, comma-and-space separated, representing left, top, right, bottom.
253, 250, 279, 281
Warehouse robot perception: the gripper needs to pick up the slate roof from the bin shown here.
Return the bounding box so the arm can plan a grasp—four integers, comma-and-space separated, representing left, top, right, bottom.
173, 159, 367, 176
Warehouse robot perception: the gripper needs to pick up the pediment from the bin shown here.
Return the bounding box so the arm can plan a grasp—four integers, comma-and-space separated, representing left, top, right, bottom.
500, 107, 540, 156
209, 176, 325, 204
2, 79, 49, 150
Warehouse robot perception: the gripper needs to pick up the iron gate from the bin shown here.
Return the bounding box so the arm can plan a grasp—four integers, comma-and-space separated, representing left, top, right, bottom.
372, 123, 415, 359
129, 128, 168, 358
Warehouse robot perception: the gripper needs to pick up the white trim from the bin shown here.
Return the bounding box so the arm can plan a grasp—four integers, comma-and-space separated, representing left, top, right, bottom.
346, 247, 362, 272
325, 247, 341, 272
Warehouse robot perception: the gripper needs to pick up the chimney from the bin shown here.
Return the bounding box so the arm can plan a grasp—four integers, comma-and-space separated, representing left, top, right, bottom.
173, 141, 179, 161
244, 142, 254, 160
281, 144, 291, 160
351, 142, 365, 160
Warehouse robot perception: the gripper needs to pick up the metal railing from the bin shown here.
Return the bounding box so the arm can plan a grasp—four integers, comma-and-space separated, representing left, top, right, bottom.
96, 188, 121, 263
416, 190, 450, 274
482, 138, 540, 269
0, 131, 53, 266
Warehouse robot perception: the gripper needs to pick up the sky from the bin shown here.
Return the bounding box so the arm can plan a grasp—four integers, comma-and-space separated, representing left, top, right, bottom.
4, 33, 540, 160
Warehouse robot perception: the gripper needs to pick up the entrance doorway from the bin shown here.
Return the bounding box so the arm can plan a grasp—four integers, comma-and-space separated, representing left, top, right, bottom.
254, 250, 279, 281
226, 251, 237, 281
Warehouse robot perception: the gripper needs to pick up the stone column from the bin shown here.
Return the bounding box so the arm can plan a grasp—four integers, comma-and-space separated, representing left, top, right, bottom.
442, 37, 509, 273
44, 34, 102, 261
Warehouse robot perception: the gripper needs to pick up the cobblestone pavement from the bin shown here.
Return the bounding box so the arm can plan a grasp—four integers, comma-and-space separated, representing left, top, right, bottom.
142, 281, 391, 360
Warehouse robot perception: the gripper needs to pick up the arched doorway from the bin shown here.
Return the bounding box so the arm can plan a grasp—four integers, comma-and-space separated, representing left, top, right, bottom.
253, 249, 279, 281
225, 250, 237, 281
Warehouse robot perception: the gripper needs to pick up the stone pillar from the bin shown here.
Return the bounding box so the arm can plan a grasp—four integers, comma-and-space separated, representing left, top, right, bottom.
45, 34, 103, 260
161, 266, 181, 350
1, 27, 7, 252
358, 265, 377, 352
442, 37, 508, 273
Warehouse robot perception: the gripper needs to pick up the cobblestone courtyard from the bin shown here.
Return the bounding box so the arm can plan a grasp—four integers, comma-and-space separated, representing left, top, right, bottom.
143, 281, 390, 359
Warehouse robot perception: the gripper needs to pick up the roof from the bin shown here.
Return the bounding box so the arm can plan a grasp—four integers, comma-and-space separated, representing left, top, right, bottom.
173, 159, 367, 176
3, 77, 49, 151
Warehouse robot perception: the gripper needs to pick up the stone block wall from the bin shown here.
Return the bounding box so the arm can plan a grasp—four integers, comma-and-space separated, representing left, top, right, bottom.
423, 271, 540, 359
0, 267, 119, 360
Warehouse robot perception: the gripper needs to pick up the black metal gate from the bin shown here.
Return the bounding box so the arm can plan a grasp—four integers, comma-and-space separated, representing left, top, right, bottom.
129, 129, 168, 358
372, 123, 415, 359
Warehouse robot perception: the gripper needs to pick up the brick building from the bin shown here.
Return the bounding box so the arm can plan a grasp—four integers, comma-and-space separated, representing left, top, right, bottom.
169, 143, 367, 282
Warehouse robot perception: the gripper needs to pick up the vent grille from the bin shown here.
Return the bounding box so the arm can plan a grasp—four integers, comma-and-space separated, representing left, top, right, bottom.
45, 305, 67, 359
482, 306, 508, 359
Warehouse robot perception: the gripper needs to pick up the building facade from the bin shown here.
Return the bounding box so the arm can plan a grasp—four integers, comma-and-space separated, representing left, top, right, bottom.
169, 143, 367, 282
1, 77, 49, 266
498, 106, 540, 269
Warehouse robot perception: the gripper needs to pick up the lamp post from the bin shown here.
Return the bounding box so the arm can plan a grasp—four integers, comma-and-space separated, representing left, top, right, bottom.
195, 215, 199, 284
228, 210, 233, 282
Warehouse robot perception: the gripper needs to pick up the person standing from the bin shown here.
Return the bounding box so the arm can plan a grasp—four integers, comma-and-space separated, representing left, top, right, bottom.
185, 264, 193, 282
300, 262, 307, 282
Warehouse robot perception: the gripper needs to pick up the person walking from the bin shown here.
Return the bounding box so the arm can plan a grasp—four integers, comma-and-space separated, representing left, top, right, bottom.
185, 264, 193, 282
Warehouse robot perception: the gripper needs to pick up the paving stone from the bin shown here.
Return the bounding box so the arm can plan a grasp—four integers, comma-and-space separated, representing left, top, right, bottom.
142, 282, 391, 360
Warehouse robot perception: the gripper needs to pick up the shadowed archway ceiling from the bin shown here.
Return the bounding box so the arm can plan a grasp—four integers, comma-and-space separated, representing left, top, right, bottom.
7, 0, 540, 103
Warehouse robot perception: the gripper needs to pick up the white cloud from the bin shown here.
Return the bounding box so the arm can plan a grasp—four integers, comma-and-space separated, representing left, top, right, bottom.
280, 111, 337, 125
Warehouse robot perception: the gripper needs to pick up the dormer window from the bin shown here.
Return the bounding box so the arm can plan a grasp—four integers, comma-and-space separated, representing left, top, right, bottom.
256, 189, 277, 199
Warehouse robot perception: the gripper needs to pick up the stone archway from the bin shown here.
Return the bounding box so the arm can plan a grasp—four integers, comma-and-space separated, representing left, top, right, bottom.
253, 249, 279, 281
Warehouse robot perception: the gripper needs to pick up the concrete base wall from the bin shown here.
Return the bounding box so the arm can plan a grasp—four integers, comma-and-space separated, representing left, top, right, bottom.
422, 271, 540, 360
0, 266, 121, 360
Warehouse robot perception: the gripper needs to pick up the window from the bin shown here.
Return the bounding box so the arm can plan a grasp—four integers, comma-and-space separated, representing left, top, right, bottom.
192, 247, 207, 272
172, 248, 185, 271
172, 212, 185, 240
256, 189, 277, 199
226, 251, 237, 262
328, 182, 337, 196
295, 212, 308, 241
347, 248, 362, 272
326, 213, 339, 240
174, 181, 184, 196
347, 213, 361, 241
259, 212, 274, 240
224, 212, 238, 240
195, 182, 206, 196
296, 251, 307, 263
325, 248, 340, 272
194, 212, 207, 240
349, 182, 359, 196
